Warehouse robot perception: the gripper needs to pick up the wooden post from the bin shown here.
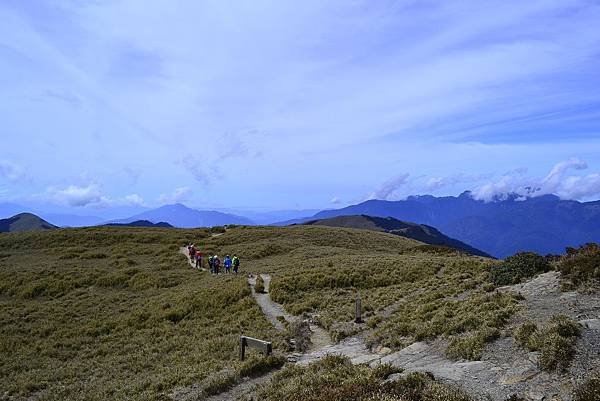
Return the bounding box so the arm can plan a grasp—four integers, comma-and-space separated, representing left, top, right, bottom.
240, 336, 246, 361
355, 292, 363, 323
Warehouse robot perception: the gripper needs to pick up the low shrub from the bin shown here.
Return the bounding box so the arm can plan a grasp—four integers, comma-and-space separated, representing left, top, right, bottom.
284, 320, 312, 352
209, 226, 226, 234
514, 321, 538, 349
514, 315, 580, 371
446, 327, 500, 360
490, 252, 550, 286
251, 355, 472, 401
255, 275, 265, 293
574, 374, 600, 401
201, 368, 237, 397
236, 354, 285, 378
560, 243, 600, 289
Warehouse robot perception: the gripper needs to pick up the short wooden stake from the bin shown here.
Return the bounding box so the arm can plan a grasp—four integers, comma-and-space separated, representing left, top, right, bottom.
355, 293, 363, 324
240, 336, 246, 361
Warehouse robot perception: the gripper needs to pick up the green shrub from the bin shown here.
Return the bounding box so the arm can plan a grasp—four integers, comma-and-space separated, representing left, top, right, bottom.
514, 321, 538, 349
490, 252, 549, 285
284, 320, 312, 352
201, 369, 237, 396
514, 315, 580, 372
210, 225, 226, 234
446, 327, 500, 360
252, 355, 472, 401
559, 243, 600, 289
574, 374, 600, 401
255, 275, 266, 293
236, 354, 285, 378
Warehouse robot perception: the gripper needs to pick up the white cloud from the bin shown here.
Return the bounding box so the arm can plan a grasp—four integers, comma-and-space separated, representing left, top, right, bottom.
46, 183, 146, 208
330, 197, 341, 204
539, 157, 587, 194
123, 193, 146, 207
368, 174, 410, 200
48, 183, 106, 207
472, 158, 600, 201
158, 186, 192, 204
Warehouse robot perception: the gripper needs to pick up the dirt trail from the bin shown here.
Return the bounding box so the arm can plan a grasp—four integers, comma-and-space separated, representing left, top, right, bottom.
247, 273, 332, 350
179, 247, 206, 271
177, 249, 600, 400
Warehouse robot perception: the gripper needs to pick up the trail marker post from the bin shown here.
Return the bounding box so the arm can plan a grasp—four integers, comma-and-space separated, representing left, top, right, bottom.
355, 292, 363, 324
240, 336, 273, 361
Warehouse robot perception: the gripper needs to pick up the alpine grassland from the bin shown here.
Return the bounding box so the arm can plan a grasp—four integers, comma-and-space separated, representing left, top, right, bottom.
0, 227, 282, 401
246, 355, 472, 401
1, 225, 519, 400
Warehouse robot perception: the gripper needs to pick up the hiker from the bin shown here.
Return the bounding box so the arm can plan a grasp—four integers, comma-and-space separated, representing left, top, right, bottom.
208, 255, 214, 274
232, 255, 240, 274
189, 245, 196, 264
224, 255, 232, 274
195, 251, 202, 270
213, 255, 221, 274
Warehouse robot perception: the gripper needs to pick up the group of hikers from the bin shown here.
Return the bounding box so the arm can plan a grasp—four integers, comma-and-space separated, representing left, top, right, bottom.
187, 244, 240, 274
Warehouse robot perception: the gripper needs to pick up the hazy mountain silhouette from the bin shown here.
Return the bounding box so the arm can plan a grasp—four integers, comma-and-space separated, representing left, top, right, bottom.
304, 215, 491, 257
0, 213, 57, 233
110, 203, 253, 228
104, 220, 173, 228
288, 192, 600, 258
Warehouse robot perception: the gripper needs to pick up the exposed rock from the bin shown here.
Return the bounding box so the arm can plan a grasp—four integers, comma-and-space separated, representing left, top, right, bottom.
579, 318, 600, 330
498, 271, 560, 298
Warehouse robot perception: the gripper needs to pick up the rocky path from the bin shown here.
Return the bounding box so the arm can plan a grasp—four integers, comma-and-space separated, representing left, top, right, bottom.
247, 274, 293, 331
178, 249, 600, 400
179, 247, 206, 271
247, 273, 333, 352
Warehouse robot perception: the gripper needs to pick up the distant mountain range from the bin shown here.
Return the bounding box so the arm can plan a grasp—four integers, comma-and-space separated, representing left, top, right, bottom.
104, 220, 173, 228
304, 215, 491, 257
4, 192, 600, 257
108, 203, 253, 228
288, 192, 600, 258
0, 213, 57, 233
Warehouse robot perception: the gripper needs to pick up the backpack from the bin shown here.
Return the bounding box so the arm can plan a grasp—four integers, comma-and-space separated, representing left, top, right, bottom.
233, 257, 240, 267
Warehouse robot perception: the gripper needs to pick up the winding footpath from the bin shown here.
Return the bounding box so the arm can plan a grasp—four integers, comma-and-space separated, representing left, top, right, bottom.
179, 247, 206, 271
175, 250, 600, 401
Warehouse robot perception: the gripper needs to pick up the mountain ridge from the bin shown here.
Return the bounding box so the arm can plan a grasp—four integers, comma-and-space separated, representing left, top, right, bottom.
110, 203, 253, 228
304, 214, 491, 257
306, 193, 600, 257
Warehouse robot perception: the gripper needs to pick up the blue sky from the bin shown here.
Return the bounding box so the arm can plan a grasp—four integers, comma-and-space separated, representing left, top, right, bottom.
1, 0, 600, 213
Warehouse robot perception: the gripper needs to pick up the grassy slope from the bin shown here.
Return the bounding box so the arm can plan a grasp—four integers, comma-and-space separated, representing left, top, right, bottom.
0, 225, 518, 400
0, 213, 56, 233
0, 228, 280, 401
198, 226, 517, 349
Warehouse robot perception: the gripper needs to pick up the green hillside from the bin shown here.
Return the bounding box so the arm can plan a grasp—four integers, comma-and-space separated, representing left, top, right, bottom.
0, 213, 57, 233
304, 215, 491, 257
0, 226, 515, 400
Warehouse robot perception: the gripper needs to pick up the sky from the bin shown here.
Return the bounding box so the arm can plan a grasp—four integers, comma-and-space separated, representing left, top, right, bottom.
1, 0, 600, 214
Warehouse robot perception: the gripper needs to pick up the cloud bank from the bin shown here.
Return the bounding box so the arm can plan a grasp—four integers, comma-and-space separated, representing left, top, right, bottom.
471, 158, 600, 201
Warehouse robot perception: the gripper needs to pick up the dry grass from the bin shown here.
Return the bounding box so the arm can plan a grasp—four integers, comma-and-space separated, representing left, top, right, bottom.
0, 224, 519, 400
514, 315, 581, 372
0, 227, 282, 401
248, 355, 471, 401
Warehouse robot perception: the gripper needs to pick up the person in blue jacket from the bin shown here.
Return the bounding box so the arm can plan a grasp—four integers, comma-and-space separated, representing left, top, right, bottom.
223, 255, 232, 274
